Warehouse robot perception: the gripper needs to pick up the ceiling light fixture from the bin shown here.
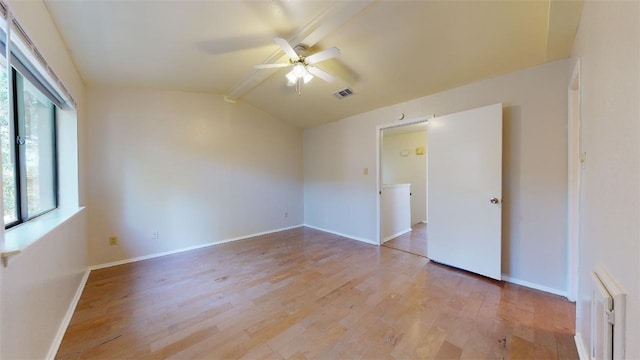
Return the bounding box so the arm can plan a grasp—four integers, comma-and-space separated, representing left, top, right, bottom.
286, 62, 313, 95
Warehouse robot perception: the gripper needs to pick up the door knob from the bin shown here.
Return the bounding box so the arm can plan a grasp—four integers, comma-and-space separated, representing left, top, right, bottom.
490, 197, 500, 204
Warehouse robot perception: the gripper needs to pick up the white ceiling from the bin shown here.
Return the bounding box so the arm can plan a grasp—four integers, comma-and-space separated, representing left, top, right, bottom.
43, 0, 583, 128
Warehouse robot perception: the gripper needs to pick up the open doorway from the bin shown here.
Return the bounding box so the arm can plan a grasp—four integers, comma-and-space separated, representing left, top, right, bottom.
377, 117, 430, 258
377, 105, 503, 279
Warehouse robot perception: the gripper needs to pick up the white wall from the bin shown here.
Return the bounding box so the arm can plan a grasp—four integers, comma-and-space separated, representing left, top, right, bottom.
304, 59, 571, 293
382, 131, 427, 225
0, 1, 89, 359
571, 1, 640, 358
1, 210, 87, 359
87, 87, 303, 265
381, 184, 411, 241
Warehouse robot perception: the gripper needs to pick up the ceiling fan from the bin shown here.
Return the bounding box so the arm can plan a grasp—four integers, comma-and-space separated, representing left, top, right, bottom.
254, 37, 341, 95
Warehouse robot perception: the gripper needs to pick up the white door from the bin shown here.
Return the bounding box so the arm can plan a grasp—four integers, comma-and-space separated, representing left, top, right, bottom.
427, 103, 502, 280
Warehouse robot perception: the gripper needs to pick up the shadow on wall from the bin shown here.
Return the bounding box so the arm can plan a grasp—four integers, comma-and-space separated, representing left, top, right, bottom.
501, 105, 522, 276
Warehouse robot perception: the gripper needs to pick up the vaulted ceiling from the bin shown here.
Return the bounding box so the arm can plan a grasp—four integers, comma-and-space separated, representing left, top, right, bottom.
42, 0, 583, 128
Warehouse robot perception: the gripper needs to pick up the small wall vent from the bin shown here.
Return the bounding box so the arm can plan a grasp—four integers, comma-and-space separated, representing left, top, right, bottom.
333, 87, 355, 100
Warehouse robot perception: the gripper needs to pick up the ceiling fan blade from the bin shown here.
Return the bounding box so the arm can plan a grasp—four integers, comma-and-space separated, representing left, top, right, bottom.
274, 37, 299, 60
307, 66, 336, 83
227, 1, 372, 101
254, 63, 291, 69
305, 47, 341, 64
300, 1, 374, 47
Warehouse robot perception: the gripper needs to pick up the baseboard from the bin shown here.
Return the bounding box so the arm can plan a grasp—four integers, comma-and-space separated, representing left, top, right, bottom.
303, 224, 377, 245
89, 224, 304, 270
574, 332, 589, 360
46, 268, 91, 360
501, 275, 568, 298
382, 228, 412, 243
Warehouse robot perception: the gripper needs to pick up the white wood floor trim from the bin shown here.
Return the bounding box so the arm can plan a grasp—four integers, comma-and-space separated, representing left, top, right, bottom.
303, 224, 377, 245
46, 268, 91, 360
501, 275, 568, 298
574, 332, 589, 360
382, 228, 412, 243
89, 225, 304, 271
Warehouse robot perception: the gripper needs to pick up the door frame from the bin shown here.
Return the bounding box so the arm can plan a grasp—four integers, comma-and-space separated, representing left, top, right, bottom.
567, 59, 582, 302
376, 115, 433, 245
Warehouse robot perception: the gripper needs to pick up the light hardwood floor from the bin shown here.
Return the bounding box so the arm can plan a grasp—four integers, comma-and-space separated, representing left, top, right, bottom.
56, 227, 577, 359
383, 223, 428, 258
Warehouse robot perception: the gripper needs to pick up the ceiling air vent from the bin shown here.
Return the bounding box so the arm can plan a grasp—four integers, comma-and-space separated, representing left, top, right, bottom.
333, 87, 355, 100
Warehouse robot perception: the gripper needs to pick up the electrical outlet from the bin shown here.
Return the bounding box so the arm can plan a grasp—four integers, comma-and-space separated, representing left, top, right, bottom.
152, 232, 159, 240
109, 236, 118, 246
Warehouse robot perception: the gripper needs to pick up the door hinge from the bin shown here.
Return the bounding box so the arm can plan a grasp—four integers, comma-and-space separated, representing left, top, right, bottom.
16, 136, 25, 145
605, 309, 615, 325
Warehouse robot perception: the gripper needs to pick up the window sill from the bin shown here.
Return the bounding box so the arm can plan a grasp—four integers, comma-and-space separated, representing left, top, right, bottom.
0, 206, 85, 267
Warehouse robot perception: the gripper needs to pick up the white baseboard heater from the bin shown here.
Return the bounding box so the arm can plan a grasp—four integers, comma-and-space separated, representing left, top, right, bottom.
590, 264, 626, 360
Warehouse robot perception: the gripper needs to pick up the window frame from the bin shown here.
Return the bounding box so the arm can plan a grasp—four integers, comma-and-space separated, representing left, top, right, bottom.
4, 67, 58, 229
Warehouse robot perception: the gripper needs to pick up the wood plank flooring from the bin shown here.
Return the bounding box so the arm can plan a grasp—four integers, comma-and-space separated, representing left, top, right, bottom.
383, 223, 428, 258
56, 227, 577, 359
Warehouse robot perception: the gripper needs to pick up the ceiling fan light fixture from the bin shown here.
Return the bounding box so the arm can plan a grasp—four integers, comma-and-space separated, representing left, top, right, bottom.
257, 38, 340, 96
293, 63, 306, 77
286, 63, 313, 93
302, 71, 313, 84
285, 70, 298, 84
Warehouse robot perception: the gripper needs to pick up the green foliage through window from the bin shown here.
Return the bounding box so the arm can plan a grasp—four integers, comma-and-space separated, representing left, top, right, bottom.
0, 66, 57, 227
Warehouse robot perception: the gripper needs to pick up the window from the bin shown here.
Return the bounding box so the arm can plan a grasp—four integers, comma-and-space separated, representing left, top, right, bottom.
1, 66, 57, 228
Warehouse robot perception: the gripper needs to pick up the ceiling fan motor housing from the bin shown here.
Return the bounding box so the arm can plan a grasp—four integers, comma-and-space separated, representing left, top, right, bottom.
293, 44, 309, 57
